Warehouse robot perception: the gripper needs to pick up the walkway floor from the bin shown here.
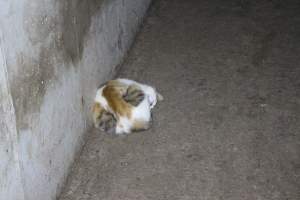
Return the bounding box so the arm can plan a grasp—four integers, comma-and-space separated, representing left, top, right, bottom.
59, 0, 300, 199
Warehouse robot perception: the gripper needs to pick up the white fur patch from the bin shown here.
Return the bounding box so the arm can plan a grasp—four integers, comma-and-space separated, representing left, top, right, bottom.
116, 117, 131, 134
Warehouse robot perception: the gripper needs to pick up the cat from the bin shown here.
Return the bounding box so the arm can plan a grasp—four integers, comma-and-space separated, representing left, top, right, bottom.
93, 84, 145, 133
93, 78, 163, 134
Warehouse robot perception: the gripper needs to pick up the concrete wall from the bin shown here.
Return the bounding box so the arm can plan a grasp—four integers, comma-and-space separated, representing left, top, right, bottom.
0, 0, 151, 199
0, 31, 25, 200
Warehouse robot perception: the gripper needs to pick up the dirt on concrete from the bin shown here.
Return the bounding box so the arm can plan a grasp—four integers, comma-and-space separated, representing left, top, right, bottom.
59, 0, 300, 199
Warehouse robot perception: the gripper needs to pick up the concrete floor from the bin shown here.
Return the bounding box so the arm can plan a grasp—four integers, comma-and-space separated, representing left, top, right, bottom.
59, 0, 300, 199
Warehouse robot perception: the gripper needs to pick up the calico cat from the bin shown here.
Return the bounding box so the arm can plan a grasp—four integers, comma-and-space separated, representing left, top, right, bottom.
93, 84, 145, 133
93, 78, 163, 134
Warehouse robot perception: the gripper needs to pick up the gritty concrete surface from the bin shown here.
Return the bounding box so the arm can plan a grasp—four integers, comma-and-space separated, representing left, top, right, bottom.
0, 37, 24, 200
59, 0, 300, 199
0, 0, 151, 199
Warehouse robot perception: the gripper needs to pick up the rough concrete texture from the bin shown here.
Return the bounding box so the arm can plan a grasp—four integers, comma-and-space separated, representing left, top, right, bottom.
0, 0, 151, 199
59, 0, 300, 199
0, 35, 24, 200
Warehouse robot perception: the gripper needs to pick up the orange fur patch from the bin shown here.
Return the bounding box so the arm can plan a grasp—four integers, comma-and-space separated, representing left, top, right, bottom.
106, 80, 128, 95
92, 102, 104, 128
92, 102, 102, 113
102, 84, 132, 118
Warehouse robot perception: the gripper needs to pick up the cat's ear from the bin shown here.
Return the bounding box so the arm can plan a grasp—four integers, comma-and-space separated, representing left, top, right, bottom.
156, 92, 164, 101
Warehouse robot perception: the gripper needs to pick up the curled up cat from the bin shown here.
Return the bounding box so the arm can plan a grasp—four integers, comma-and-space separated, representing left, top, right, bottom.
92, 78, 163, 134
